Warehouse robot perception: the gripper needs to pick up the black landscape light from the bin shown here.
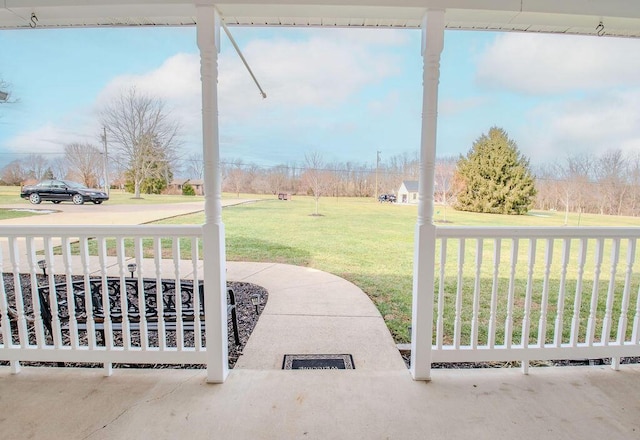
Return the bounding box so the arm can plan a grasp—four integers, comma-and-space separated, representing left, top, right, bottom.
127, 263, 137, 278
37, 259, 47, 276
251, 293, 261, 315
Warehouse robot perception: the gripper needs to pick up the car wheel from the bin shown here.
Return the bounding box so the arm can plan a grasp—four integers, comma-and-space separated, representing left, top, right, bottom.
72, 194, 85, 205
29, 193, 41, 204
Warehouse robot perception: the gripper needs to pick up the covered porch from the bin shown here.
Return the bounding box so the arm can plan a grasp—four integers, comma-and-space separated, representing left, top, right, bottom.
2, 0, 640, 410
2, 260, 640, 438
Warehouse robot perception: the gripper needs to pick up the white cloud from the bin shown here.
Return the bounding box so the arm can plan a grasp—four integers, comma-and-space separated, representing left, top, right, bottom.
6, 120, 100, 156
519, 89, 640, 162
476, 33, 640, 94
4, 28, 412, 166
218, 31, 404, 118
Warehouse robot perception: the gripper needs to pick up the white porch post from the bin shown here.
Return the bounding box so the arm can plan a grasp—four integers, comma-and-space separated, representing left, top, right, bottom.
410, 10, 444, 381
197, 3, 228, 383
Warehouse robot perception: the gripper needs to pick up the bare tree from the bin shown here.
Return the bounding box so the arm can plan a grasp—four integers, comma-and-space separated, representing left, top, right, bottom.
1, 160, 27, 185
595, 149, 629, 216
302, 152, 331, 215
49, 156, 70, 181
64, 142, 103, 187
434, 157, 459, 222
267, 165, 290, 195
23, 154, 50, 181
185, 153, 204, 180
223, 159, 246, 197
101, 87, 180, 198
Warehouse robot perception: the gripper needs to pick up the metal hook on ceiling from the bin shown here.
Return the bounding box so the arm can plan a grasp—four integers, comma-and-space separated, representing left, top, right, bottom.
596, 20, 605, 37
29, 12, 38, 28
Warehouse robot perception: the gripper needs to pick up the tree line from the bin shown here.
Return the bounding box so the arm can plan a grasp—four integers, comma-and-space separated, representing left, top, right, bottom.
2, 83, 639, 219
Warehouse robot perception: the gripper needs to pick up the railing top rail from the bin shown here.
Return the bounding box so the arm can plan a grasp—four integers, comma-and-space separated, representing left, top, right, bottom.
0, 224, 203, 238
435, 226, 640, 239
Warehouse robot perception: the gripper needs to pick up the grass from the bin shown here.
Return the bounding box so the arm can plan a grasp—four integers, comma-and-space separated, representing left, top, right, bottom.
156, 197, 639, 343
37, 193, 640, 345
0, 209, 48, 220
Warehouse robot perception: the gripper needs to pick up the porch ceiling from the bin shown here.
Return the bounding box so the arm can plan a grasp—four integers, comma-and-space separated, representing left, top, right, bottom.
1, 0, 640, 38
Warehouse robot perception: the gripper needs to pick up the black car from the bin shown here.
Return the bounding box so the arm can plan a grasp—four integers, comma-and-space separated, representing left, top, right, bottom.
378, 194, 397, 203
20, 180, 109, 205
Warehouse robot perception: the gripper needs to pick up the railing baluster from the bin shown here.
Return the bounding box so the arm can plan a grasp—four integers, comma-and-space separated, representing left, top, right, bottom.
613, 238, 635, 370
43, 236, 64, 349
116, 236, 131, 350
487, 238, 501, 348
521, 239, 537, 374
453, 239, 465, 349
134, 237, 148, 350
617, 238, 636, 344
9, 237, 28, 350
192, 236, 203, 351
570, 238, 588, 346
97, 236, 113, 376
537, 238, 553, 347
632, 272, 640, 345
554, 238, 571, 347
505, 239, 519, 349
470, 238, 483, 349
0, 244, 13, 348
61, 237, 79, 349
79, 236, 97, 349
601, 238, 620, 346
154, 237, 166, 350
173, 237, 184, 350
436, 237, 446, 349
586, 238, 604, 346
25, 237, 45, 348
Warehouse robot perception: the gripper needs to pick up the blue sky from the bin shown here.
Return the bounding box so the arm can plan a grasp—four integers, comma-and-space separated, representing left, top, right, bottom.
1, 25, 640, 174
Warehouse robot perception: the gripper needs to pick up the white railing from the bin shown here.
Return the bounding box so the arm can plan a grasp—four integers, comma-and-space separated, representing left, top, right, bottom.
0, 225, 205, 374
431, 227, 640, 372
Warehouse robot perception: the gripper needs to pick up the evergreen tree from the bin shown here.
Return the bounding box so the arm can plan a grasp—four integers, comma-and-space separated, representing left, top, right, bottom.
182, 182, 196, 196
455, 127, 536, 215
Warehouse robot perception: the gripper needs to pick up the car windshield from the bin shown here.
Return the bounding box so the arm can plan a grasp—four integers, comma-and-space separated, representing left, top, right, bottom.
61, 181, 87, 189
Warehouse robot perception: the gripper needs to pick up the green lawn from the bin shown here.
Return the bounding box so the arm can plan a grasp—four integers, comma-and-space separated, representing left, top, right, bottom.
155, 197, 640, 343
38, 193, 640, 344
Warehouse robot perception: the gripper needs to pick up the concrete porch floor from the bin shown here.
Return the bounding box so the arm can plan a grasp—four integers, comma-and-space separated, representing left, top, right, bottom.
1, 262, 640, 439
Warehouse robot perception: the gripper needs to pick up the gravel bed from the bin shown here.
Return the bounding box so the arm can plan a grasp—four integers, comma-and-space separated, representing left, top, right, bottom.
0, 273, 267, 369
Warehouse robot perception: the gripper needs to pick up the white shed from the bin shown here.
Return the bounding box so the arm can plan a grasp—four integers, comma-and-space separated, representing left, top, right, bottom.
398, 180, 419, 204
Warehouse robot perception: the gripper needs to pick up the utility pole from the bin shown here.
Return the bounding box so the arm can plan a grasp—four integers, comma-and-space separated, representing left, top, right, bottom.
375, 150, 381, 200
101, 127, 110, 196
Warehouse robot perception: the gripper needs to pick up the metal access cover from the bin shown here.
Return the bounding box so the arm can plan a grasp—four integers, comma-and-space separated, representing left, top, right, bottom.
282, 354, 355, 370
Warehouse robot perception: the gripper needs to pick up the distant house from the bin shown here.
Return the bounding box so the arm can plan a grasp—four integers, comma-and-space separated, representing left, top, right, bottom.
398, 180, 419, 204
167, 178, 205, 195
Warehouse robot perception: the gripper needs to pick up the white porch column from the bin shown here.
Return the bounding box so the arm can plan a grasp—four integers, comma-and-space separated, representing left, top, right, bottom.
196, 3, 228, 383
411, 10, 445, 381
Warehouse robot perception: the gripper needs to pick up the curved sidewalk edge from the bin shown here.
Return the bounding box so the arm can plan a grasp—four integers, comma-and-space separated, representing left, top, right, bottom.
227, 262, 407, 371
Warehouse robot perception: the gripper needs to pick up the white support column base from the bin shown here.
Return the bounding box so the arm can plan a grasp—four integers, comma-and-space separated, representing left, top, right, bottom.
103, 362, 113, 377
410, 223, 436, 381
204, 222, 229, 384
10, 360, 20, 374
